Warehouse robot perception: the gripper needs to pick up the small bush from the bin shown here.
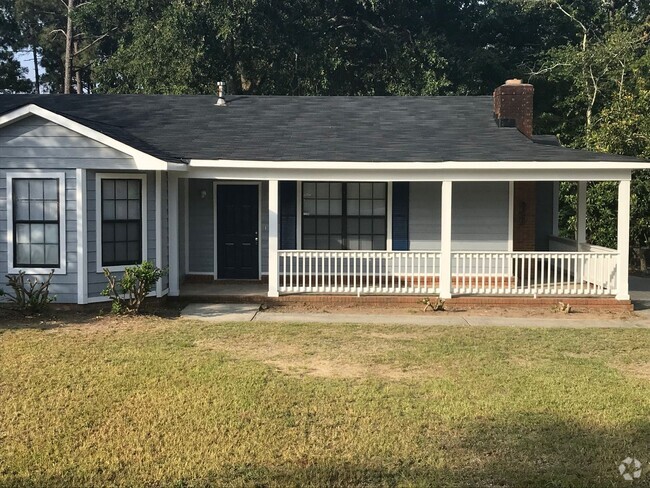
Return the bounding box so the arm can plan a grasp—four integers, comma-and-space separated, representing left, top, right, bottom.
421, 297, 446, 312
101, 261, 166, 314
0, 270, 56, 315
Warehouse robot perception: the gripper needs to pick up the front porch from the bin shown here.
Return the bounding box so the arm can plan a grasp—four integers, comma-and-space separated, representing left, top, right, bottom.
169, 175, 631, 302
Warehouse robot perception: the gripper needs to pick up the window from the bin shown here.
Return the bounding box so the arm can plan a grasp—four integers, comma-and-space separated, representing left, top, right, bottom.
99, 177, 144, 268
302, 182, 386, 250
12, 178, 61, 267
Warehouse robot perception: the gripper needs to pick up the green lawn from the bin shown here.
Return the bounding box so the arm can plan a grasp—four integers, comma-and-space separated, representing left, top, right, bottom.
1, 315, 650, 487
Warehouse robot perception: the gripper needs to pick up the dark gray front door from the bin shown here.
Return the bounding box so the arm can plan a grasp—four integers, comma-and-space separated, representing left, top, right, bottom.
217, 185, 259, 279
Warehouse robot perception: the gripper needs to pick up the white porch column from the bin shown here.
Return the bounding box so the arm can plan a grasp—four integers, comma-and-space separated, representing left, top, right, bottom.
75, 168, 88, 304
168, 173, 180, 297
576, 181, 587, 248
616, 179, 631, 300
439, 180, 453, 299
268, 179, 280, 297
155, 170, 163, 297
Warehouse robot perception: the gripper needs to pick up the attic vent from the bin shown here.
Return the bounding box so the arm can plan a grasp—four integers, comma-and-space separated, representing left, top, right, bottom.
215, 81, 227, 106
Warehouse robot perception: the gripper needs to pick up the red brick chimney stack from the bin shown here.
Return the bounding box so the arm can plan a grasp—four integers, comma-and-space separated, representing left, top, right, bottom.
493, 79, 534, 139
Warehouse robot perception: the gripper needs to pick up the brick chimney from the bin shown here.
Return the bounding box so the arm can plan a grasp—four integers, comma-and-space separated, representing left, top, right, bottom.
493, 79, 534, 138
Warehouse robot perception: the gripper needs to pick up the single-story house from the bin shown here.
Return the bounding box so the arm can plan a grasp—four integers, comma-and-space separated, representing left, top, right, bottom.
0, 80, 648, 305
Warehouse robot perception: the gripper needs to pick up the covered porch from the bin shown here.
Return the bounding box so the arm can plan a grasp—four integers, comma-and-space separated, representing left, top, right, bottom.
168, 166, 631, 302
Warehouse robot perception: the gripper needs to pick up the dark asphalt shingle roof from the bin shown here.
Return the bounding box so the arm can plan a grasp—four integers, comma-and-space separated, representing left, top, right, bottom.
0, 94, 642, 163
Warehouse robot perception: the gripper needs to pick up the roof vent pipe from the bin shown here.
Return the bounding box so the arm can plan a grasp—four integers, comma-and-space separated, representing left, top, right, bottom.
215, 81, 227, 106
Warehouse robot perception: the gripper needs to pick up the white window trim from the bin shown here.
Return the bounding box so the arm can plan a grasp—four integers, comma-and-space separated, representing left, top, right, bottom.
6, 171, 67, 275
96, 173, 148, 273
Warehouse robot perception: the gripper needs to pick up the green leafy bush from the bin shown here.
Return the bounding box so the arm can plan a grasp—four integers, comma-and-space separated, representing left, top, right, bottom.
101, 261, 166, 314
0, 270, 56, 315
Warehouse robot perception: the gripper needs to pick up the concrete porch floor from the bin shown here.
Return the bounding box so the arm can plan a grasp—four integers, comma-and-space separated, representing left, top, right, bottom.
180, 281, 268, 298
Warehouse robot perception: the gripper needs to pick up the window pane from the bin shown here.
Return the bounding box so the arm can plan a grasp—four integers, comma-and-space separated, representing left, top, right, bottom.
347, 200, 359, 216
316, 183, 330, 198
360, 183, 373, 198
360, 218, 372, 234
30, 224, 45, 244
16, 244, 30, 265
43, 180, 58, 200
347, 183, 359, 198
44, 201, 58, 221
373, 200, 385, 216
45, 244, 59, 265
115, 242, 128, 263
30, 244, 45, 264
128, 200, 140, 219
359, 236, 372, 250
116, 200, 128, 220
303, 218, 315, 234
330, 200, 342, 215
127, 222, 140, 239
29, 180, 44, 200
330, 217, 342, 234
127, 180, 140, 199
360, 200, 373, 216
373, 217, 385, 233
316, 218, 328, 234
373, 183, 386, 198
15, 201, 29, 220
115, 180, 128, 199
103, 223, 115, 241
373, 236, 386, 250
103, 243, 115, 264
44, 224, 59, 244
15, 224, 30, 243
316, 199, 329, 215
348, 236, 359, 250
303, 236, 315, 249
303, 199, 315, 215
303, 183, 315, 198
330, 183, 342, 199
103, 180, 115, 199
115, 222, 127, 242
30, 201, 44, 220
103, 201, 115, 220
14, 180, 29, 199
347, 218, 359, 234
127, 242, 140, 262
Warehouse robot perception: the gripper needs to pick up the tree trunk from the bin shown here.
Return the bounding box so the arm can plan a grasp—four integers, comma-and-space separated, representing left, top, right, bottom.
32, 46, 40, 94
74, 40, 82, 94
63, 0, 74, 94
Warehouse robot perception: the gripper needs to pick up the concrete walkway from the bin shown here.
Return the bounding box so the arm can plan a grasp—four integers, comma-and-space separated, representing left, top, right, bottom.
181, 303, 260, 322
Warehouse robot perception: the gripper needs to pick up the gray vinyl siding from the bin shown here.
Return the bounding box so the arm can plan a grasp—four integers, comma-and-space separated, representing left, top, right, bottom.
187, 179, 214, 273
409, 181, 509, 251
86, 170, 158, 299
0, 116, 135, 169
0, 170, 78, 303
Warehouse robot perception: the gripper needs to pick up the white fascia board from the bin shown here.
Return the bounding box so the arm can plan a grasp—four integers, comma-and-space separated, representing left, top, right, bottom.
0, 104, 186, 171
187, 164, 633, 182
189, 159, 650, 171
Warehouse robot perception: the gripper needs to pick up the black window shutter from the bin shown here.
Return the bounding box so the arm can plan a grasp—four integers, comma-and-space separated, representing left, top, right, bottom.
392, 182, 409, 250
279, 181, 297, 249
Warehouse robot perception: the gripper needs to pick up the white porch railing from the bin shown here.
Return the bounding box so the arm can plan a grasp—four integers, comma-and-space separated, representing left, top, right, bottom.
451, 251, 618, 296
277, 249, 618, 296
278, 251, 441, 294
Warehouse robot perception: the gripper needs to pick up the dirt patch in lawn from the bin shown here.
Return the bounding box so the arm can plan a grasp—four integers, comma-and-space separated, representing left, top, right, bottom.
195, 336, 441, 380
611, 362, 650, 380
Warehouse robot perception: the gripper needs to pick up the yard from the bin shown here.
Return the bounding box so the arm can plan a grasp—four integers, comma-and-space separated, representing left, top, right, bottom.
1, 314, 650, 487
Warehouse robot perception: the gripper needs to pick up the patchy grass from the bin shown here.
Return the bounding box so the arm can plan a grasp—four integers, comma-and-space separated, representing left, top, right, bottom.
1, 316, 650, 487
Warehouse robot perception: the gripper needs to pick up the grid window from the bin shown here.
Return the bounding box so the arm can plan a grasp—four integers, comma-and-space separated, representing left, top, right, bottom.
302, 182, 386, 250
13, 178, 60, 267
101, 179, 142, 266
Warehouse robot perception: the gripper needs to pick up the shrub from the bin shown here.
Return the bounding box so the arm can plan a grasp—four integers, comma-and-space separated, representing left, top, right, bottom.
0, 270, 56, 315
101, 261, 166, 314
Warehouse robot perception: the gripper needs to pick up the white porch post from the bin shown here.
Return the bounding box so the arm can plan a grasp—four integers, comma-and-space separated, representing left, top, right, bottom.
576, 181, 587, 248
268, 179, 280, 297
155, 170, 163, 297
168, 173, 180, 297
439, 180, 453, 299
616, 179, 631, 300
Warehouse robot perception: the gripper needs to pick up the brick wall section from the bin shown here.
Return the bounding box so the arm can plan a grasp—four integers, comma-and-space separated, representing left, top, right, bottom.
493, 81, 534, 138
513, 182, 537, 251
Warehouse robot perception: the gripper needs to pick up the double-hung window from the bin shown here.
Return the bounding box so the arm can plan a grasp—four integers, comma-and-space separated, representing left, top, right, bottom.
97, 175, 146, 269
7, 173, 66, 274
302, 182, 387, 250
